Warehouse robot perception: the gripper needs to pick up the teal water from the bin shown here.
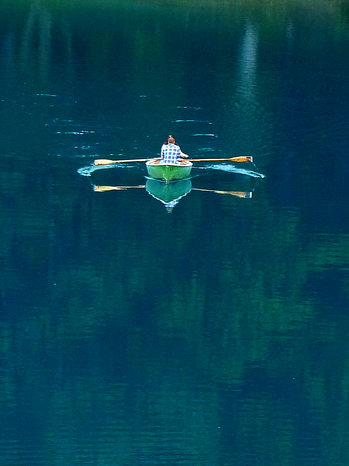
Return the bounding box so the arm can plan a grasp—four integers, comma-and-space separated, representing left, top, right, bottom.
0, 0, 348, 464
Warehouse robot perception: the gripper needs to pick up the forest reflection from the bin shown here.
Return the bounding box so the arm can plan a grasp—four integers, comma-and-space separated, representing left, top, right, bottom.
1, 0, 348, 83
0, 0, 348, 464
0, 1, 348, 352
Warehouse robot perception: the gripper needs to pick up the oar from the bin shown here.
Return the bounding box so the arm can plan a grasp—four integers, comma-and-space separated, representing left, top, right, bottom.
94, 158, 152, 166
193, 188, 252, 198
190, 156, 253, 163
94, 185, 252, 199
93, 185, 145, 192
93, 155, 253, 166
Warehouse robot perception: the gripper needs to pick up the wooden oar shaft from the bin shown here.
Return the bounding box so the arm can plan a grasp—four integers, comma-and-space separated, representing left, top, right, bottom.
193, 188, 252, 198
94, 158, 151, 165
190, 156, 253, 163
94, 155, 253, 166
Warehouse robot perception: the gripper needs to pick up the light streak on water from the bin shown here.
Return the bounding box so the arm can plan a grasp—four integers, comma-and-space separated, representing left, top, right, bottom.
77, 163, 134, 177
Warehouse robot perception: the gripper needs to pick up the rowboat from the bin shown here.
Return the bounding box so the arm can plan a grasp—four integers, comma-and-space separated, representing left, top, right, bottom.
146, 159, 193, 182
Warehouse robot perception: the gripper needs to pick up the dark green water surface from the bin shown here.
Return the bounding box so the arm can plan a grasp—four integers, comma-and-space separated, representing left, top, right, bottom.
1, 0, 348, 464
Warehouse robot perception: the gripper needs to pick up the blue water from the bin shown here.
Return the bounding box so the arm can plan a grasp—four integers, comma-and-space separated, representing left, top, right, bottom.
0, 0, 348, 464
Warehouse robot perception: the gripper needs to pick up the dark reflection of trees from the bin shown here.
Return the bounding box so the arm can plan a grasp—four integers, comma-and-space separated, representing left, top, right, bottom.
0, 156, 349, 463
340, 0, 349, 22
1, 0, 348, 85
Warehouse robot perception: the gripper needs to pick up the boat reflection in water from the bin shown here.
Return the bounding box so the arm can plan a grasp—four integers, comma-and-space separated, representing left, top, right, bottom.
93, 178, 253, 212
145, 179, 192, 212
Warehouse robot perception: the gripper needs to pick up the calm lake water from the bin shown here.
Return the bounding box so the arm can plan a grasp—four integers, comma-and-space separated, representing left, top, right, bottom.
0, 0, 348, 464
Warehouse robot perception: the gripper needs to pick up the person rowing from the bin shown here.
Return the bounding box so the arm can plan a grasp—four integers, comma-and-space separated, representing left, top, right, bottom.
160, 135, 189, 164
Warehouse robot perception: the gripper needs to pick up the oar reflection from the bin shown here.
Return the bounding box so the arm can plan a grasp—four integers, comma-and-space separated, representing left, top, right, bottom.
93, 179, 253, 212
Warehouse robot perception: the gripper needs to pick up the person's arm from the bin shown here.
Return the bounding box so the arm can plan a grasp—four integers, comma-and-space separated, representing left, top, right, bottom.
178, 145, 189, 158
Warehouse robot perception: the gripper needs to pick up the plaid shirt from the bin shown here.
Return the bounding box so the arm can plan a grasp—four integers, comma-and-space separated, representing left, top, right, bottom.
161, 143, 181, 164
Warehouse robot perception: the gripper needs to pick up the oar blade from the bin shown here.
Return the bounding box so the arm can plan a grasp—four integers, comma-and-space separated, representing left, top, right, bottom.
229, 156, 253, 163
93, 185, 145, 192
94, 159, 118, 166
93, 185, 123, 192
228, 191, 253, 198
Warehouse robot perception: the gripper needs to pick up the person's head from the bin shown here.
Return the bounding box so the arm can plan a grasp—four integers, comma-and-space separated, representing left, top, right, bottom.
167, 135, 176, 144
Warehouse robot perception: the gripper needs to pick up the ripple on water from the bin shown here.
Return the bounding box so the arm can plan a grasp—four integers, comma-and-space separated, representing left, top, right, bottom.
173, 119, 213, 124
56, 130, 96, 135
204, 164, 265, 178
